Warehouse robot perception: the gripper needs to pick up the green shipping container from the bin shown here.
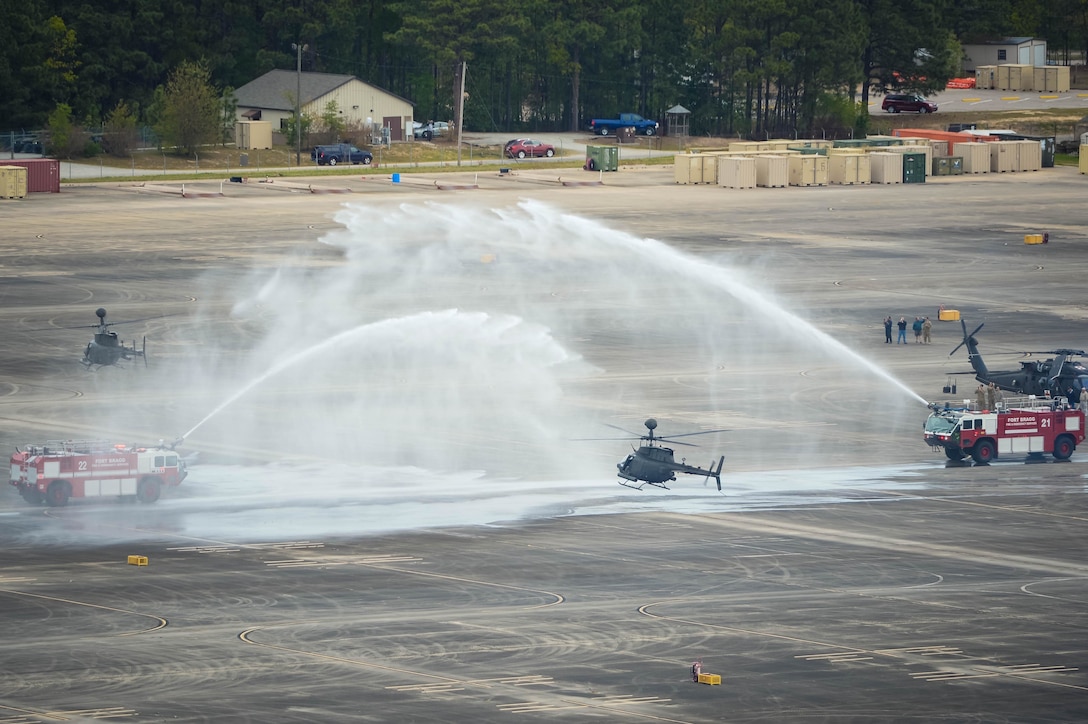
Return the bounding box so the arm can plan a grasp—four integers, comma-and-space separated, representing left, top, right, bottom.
902, 152, 926, 183
585, 145, 618, 172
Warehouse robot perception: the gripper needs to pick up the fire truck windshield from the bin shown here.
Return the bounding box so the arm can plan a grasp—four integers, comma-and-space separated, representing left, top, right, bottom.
925, 413, 959, 435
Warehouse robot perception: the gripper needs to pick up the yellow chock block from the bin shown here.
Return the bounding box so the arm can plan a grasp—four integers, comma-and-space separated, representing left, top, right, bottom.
127, 555, 148, 566
938, 309, 960, 322
698, 673, 721, 685
1025, 234, 1044, 245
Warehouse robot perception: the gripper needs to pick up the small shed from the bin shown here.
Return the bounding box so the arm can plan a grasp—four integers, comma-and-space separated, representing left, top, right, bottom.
666, 105, 691, 138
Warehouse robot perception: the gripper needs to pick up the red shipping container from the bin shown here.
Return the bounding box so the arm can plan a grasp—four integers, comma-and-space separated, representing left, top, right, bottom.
0, 159, 60, 193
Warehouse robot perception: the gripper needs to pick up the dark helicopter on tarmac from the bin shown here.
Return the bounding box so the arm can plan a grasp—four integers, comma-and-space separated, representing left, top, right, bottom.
950, 319, 1088, 397
579, 418, 726, 491
25, 307, 155, 367
81, 308, 149, 367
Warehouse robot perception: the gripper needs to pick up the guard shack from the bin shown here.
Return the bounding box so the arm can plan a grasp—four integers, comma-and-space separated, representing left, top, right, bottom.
665, 105, 690, 140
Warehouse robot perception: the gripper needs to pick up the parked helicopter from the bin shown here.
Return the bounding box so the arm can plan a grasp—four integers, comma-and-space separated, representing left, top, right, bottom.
579, 418, 726, 491
949, 319, 1088, 396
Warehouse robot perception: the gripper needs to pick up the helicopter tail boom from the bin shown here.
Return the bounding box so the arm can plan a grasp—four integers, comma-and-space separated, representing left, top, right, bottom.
950, 320, 989, 381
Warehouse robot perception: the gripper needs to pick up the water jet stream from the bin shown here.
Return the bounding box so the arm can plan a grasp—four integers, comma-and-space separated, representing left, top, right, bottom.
529, 201, 929, 406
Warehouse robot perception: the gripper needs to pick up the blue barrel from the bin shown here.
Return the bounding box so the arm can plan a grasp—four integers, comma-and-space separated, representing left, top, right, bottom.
392, 173, 401, 183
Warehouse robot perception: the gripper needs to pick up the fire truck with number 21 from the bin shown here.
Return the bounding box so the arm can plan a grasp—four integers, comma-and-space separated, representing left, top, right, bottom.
9, 439, 187, 507
924, 397, 1084, 463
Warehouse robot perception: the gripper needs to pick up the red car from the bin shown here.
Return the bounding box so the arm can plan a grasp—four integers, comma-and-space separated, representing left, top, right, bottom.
504, 138, 556, 159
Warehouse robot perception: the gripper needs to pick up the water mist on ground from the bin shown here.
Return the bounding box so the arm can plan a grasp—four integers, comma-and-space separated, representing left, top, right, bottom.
134, 199, 930, 541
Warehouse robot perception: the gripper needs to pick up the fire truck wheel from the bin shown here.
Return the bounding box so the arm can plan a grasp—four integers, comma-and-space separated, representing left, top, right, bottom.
1053, 435, 1075, 460
20, 488, 42, 505
45, 481, 70, 507
944, 447, 964, 461
137, 477, 161, 504
971, 440, 996, 464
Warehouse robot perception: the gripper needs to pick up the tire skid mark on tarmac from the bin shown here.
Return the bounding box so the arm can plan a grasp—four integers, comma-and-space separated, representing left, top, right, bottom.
241, 625, 691, 723
670, 510, 1088, 577
0, 588, 167, 637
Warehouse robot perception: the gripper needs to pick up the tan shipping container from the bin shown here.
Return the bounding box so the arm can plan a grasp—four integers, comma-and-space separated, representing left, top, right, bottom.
787, 155, 828, 187
754, 155, 789, 188
1051, 66, 1071, 92
0, 165, 29, 199
1034, 66, 1071, 93
235, 120, 273, 150
989, 142, 1017, 172
998, 64, 1034, 91
956, 142, 991, 173
674, 153, 702, 184
976, 66, 996, 90
1016, 139, 1042, 171
727, 140, 762, 153
699, 154, 720, 184
1080, 145, 1088, 174
718, 156, 757, 189
869, 152, 903, 184
930, 141, 949, 157
828, 153, 870, 185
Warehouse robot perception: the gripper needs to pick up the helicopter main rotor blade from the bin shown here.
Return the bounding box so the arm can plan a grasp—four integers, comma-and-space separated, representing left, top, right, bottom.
571, 436, 641, 442
603, 423, 647, 438
22, 312, 179, 333
656, 428, 731, 439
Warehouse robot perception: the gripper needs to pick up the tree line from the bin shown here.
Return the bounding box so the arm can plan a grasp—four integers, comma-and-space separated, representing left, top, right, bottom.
2, 0, 1083, 145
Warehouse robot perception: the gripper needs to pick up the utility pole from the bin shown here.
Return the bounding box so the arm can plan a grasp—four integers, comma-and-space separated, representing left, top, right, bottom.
292, 42, 308, 166
456, 60, 467, 166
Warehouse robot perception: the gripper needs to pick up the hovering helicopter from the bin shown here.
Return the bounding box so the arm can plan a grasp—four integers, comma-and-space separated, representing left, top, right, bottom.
80, 308, 148, 367
949, 319, 1088, 396
579, 418, 726, 491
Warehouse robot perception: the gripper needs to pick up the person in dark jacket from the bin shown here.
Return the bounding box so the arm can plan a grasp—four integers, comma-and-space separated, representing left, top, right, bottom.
912, 317, 923, 343
884, 316, 893, 343
897, 317, 907, 344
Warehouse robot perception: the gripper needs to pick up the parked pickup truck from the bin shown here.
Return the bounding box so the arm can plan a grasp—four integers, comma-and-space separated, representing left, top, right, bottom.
311, 143, 373, 166
587, 113, 659, 136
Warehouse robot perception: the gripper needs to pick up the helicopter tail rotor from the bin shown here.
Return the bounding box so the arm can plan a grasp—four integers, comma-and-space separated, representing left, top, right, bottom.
142, 336, 147, 367
949, 319, 984, 358
712, 456, 724, 492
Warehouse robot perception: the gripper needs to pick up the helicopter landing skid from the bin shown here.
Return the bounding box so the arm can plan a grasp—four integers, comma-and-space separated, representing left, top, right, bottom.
619, 479, 670, 491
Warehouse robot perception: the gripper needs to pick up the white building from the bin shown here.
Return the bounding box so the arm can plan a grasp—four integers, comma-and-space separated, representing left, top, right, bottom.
234, 70, 415, 142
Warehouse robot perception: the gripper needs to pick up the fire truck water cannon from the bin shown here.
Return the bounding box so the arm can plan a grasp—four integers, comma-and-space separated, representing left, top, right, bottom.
10, 438, 188, 508
923, 396, 1085, 464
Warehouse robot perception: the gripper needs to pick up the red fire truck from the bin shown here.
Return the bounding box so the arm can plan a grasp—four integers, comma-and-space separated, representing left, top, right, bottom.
924, 397, 1085, 463
9, 439, 187, 507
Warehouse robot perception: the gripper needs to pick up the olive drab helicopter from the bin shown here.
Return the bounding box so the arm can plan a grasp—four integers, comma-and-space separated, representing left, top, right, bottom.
949, 319, 1088, 396
80, 308, 149, 367
24, 307, 155, 367
579, 418, 726, 491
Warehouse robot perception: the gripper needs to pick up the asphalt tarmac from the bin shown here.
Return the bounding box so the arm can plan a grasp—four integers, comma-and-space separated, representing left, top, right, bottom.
1, 166, 1087, 722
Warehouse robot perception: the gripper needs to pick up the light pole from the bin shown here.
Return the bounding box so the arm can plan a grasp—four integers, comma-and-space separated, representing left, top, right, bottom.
291, 42, 308, 166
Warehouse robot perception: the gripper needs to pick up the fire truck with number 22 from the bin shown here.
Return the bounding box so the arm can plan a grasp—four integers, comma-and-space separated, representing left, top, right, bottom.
9, 439, 187, 507
924, 398, 1084, 463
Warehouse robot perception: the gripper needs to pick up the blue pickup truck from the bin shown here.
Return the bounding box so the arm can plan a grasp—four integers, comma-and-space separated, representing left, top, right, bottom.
587, 113, 659, 136
310, 143, 373, 166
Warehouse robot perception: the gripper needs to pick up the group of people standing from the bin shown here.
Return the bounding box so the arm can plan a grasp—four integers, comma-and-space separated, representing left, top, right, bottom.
975, 382, 1003, 411
884, 316, 931, 345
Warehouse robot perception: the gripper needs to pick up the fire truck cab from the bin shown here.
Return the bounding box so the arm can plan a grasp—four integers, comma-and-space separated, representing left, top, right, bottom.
9, 440, 187, 507
924, 397, 1084, 463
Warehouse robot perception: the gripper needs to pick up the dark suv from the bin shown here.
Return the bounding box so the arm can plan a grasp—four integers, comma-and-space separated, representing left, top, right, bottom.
881, 94, 938, 113
310, 143, 373, 166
